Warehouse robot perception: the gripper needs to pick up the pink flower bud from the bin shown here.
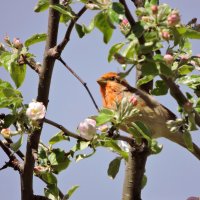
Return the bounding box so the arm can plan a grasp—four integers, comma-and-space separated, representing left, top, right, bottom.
167, 10, 180, 27
1, 128, 11, 139
161, 31, 170, 40
129, 95, 138, 106
119, 18, 131, 35
13, 38, 23, 49
121, 18, 129, 26
26, 101, 46, 121
78, 118, 96, 140
164, 54, 174, 65
151, 5, 158, 15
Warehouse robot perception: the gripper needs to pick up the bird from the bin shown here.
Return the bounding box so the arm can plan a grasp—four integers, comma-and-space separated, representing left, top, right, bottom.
97, 72, 200, 160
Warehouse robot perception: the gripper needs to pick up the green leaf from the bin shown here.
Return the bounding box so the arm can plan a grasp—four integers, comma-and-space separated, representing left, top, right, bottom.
96, 109, 114, 126
183, 130, 194, 152
137, 75, 154, 86
178, 64, 194, 75
159, 63, 173, 76
178, 75, 200, 89
25, 33, 47, 47
157, 4, 171, 22
98, 140, 128, 160
75, 24, 85, 38
0, 79, 23, 108
141, 61, 159, 76
63, 185, 79, 200
4, 114, 17, 128
10, 135, 23, 152
108, 43, 124, 62
112, 2, 125, 15
150, 0, 158, 5
34, 0, 49, 12
177, 27, 200, 39
50, 4, 74, 18
152, 80, 168, 96
42, 173, 57, 184
107, 157, 121, 179
94, 12, 114, 43
82, 18, 95, 34
49, 131, 69, 146
75, 148, 96, 162
1, 52, 26, 88
130, 121, 152, 143
150, 139, 163, 154
44, 184, 59, 200
141, 174, 147, 189
48, 148, 71, 173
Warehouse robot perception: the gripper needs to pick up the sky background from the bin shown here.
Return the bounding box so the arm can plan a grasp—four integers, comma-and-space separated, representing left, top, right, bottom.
0, 0, 200, 200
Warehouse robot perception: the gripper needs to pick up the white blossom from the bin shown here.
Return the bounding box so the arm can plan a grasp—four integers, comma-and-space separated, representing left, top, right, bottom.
26, 101, 46, 121
78, 118, 96, 140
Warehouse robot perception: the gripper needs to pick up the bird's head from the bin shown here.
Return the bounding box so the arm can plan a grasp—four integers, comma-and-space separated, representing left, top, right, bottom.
97, 72, 121, 86
97, 72, 129, 107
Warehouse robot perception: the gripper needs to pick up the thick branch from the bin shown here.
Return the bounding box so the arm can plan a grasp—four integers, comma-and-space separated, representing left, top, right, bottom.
122, 143, 149, 200
21, 1, 61, 200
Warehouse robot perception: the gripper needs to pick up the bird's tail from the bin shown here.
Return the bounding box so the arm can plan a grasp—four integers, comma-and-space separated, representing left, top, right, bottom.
164, 131, 200, 160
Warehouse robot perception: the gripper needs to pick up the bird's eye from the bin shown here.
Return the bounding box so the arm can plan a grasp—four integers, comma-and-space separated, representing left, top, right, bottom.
110, 77, 116, 81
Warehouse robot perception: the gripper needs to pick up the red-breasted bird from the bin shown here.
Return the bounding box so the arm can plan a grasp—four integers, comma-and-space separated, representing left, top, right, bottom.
97, 72, 200, 160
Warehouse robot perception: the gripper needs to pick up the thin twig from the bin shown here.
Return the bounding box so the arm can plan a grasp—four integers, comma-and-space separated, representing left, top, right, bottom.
21, 54, 41, 74
56, 6, 87, 53
58, 56, 100, 111
44, 118, 134, 145
44, 118, 83, 140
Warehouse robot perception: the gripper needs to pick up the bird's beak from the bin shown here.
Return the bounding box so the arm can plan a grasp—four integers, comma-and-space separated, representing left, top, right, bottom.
97, 78, 106, 85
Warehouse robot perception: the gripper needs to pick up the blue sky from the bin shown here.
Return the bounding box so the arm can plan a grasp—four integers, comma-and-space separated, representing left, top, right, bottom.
0, 1, 200, 199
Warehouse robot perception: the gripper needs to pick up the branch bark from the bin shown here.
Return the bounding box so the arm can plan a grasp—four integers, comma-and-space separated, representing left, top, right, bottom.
122, 143, 149, 200
21, 1, 60, 199
121, 1, 156, 199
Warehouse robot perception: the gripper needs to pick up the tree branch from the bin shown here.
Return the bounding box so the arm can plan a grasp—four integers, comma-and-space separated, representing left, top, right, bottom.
0, 140, 23, 173
56, 6, 87, 54
44, 118, 83, 140
44, 118, 134, 145
119, 0, 136, 26
161, 75, 200, 127
21, 1, 61, 199
122, 142, 149, 200
21, 54, 41, 74
57, 56, 100, 111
